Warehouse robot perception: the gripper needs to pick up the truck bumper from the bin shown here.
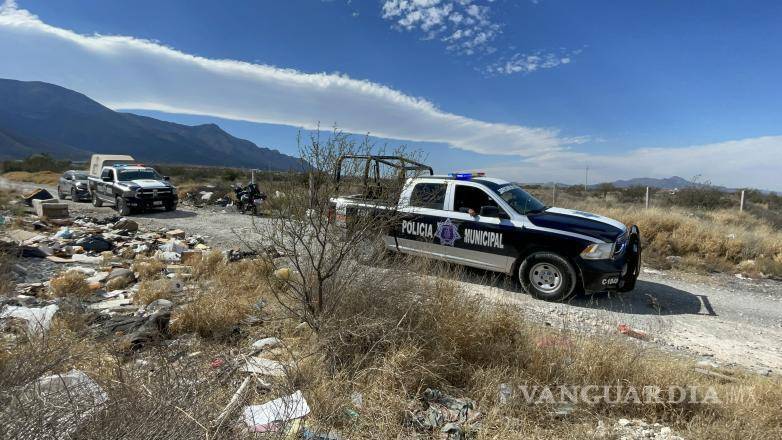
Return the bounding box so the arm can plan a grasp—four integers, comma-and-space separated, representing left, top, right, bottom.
579, 225, 642, 294
125, 195, 178, 210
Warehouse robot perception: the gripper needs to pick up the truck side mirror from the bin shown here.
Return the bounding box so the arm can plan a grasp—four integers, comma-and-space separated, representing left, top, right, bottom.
163, 176, 170, 181
480, 205, 510, 219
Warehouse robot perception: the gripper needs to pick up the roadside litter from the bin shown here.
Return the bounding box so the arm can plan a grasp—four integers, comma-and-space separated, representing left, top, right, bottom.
12, 369, 108, 438
242, 390, 311, 433
405, 388, 481, 438
618, 324, 649, 340
0, 304, 59, 335
21, 188, 53, 206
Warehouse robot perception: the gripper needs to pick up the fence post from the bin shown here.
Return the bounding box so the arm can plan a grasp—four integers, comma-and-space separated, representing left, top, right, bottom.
740, 190, 745, 212
552, 183, 556, 206
645, 186, 649, 209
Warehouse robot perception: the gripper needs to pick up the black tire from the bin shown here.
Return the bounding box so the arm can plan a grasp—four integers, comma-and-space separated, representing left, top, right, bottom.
165, 202, 176, 212
92, 191, 103, 207
116, 197, 131, 216
518, 252, 578, 302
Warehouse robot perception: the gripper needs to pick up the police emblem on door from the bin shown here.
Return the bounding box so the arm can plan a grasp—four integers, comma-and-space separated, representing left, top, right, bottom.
435, 218, 461, 246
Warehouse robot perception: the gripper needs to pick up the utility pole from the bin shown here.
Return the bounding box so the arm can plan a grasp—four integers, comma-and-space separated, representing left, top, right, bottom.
645, 186, 650, 209
584, 166, 589, 191
740, 190, 745, 212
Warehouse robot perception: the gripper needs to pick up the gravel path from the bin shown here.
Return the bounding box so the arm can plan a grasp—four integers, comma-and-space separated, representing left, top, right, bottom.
4, 178, 782, 375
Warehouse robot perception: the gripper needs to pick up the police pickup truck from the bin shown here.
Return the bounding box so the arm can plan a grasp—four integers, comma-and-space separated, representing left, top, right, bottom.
331, 156, 640, 302
88, 164, 178, 216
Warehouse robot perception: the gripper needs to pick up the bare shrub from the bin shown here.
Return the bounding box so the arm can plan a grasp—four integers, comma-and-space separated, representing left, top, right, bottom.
171, 259, 271, 339
253, 129, 423, 332
134, 279, 173, 305
131, 259, 166, 280
50, 271, 91, 298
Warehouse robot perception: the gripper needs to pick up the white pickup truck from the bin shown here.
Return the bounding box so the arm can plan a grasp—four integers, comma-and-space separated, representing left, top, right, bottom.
330, 155, 640, 302
87, 156, 178, 216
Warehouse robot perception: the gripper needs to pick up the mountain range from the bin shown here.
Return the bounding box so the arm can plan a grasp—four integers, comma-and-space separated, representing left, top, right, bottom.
0, 79, 302, 170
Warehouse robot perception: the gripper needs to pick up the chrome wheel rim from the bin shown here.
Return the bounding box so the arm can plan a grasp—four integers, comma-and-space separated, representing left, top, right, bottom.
530, 262, 562, 293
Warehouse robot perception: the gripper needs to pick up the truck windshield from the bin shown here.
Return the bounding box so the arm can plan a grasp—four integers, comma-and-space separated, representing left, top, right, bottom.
484, 182, 547, 215
118, 169, 161, 181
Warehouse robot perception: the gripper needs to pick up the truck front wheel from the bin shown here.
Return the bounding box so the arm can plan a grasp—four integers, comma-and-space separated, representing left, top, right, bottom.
518, 252, 577, 302
116, 196, 131, 216
92, 192, 103, 207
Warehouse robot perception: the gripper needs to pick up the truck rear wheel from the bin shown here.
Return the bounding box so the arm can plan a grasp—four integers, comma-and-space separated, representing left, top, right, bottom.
519, 252, 577, 302
92, 192, 103, 207
116, 196, 131, 216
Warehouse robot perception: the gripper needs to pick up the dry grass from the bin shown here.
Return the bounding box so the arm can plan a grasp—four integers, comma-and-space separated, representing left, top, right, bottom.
2, 170, 61, 186
171, 258, 272, 339
134, 278, 173, 305
131, 259, 166, 280
1, 255, 780, 439
293, 262, 782, 439
49, 270, 91, 298
551, 197, 782, 278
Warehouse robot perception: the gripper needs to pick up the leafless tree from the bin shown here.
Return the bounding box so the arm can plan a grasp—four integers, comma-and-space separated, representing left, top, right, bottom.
251, 128, 424, 332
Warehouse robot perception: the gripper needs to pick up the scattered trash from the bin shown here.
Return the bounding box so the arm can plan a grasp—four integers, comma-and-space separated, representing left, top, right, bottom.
75, 235, 113, 252
9, 369, 108, 438
159, 239, 188, 254
618, 324, 648, 340
240, 356, 287, 377
406, 388, 481, 436
242, 390, 311, 433
21, 188, 53, 206
166, 229, 186, 239
0, 304, 59, 335
112, 218, 138, 232
53, 227, 73, 239
595, 418, 683, 440
252, 337, 282, 351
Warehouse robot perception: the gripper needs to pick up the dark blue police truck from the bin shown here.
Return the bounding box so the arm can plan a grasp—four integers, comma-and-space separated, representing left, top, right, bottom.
331, 156, 641, 302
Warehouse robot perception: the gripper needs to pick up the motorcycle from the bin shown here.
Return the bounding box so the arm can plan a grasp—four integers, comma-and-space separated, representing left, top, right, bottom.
233, 183, 266, 215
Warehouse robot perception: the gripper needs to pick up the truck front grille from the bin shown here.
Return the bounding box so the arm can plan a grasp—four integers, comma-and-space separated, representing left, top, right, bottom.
137, 188, 173, 198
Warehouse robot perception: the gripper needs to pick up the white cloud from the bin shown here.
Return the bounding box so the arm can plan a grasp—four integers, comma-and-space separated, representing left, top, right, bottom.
485, 49, 581, 75
477, 136, 782, 191
0, 1, 573, 156
381, 0, 501, 55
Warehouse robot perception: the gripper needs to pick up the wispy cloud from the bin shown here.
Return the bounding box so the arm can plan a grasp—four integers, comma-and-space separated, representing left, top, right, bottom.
379, 0, 580, 75
478, 136, 782, 191
0, 1, 576, 156
485, 49, 582, 75
381, 0, 501, 55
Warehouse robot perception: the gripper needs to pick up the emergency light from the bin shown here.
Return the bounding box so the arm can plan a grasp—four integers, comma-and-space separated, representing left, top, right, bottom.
450, 172, 485, 180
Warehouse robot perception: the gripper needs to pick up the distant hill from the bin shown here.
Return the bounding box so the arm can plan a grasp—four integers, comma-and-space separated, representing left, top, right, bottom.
0, 78, 303, 170
606, 176, 696, 190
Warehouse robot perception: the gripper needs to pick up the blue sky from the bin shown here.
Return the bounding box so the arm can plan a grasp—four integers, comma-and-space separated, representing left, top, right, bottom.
2, 0, 782, 189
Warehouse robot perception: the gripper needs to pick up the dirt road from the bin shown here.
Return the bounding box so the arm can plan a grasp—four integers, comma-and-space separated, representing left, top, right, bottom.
5, 179, 782, 375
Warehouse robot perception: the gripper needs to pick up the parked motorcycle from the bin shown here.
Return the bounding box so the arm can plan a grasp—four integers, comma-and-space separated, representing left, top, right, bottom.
233, 183, 266, 215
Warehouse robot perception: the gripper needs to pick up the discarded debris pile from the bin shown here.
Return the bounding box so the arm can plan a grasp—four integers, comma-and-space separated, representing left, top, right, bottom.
179, 183, 233, 208
0, 213, 216, 349
405, 388, 482, 439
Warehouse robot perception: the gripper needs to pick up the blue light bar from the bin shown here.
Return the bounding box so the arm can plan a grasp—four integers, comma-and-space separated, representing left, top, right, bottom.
449, 172, 485, 180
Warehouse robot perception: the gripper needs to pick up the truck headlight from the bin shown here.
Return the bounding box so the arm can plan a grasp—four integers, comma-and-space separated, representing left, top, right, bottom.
580, 242, 614, 260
